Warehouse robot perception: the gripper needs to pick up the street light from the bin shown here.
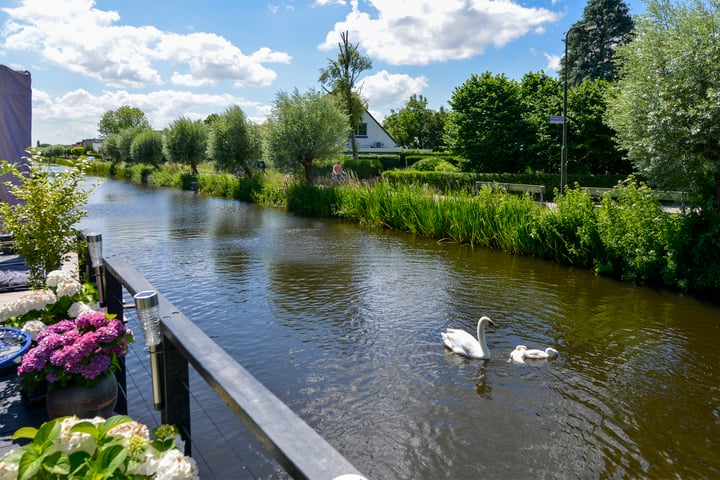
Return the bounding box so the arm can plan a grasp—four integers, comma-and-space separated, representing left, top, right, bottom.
561, 21, 597, 194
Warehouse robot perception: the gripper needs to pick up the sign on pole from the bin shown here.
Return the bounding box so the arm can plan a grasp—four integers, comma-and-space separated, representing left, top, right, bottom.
549, 115, 565, 124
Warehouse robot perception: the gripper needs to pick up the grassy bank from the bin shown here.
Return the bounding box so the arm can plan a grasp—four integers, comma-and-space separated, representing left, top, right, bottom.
83, 160, 720, 294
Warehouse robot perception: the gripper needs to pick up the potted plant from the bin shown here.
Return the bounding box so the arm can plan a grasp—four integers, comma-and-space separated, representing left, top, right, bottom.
0, 415, 199, 479
0, 151, 93, 288
17, 310, 134, 419
0, 269, 98, 334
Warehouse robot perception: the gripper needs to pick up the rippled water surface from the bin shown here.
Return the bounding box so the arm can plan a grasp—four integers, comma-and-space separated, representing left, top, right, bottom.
80, 178, 720, 479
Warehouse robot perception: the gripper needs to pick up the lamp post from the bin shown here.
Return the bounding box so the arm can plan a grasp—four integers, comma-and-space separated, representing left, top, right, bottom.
134, 290, 164, 410
85, 232, 105, 307
561, 21, 597, 194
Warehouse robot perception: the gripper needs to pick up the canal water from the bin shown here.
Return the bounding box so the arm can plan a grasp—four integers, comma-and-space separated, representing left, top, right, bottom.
79, 177, 720, 479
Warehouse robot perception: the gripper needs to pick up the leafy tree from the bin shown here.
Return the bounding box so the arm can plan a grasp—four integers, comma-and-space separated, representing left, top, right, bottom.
102, 133, 122, 163
518, 71, 563, 172
563, 0, 634, 88
383, 95, 447, 150
564, 0, 635, 87
207, 106, 260, 178
118, 126, 150, 163
319, 31, 372, 160
265, 88, 348, 184
426, 107, 449, 152
568, 79, 630, 175
98, 106, 150, 137
446, 72, 528, 173
41, 144, 67, 159
605, 0, 720, 209
165, 117, 208, 176
130, 129, 164, 167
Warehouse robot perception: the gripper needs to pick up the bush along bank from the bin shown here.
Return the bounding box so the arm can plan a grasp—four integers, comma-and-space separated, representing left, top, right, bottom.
83, 160, 719, 294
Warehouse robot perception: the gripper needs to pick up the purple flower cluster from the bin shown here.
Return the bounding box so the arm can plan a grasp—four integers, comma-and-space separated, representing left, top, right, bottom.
18, 310, 134, 390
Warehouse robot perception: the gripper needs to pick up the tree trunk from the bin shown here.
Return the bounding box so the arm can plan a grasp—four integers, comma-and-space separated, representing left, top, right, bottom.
715, 169, 720, 211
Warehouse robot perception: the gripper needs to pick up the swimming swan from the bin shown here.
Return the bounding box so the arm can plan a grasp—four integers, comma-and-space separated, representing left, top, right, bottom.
441, 316, 497, 359
508, 345, 559, 363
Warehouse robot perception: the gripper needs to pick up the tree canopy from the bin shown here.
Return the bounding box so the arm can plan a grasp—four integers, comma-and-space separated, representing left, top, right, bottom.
207, 106, 260, 178
564, 0, 635, 87
605, 0, 720, 209
319, 31, 372, 160
383, 95, 448, 151
98, 106, 150, 137
265, 88, 348, 183
163, 117, 208, 175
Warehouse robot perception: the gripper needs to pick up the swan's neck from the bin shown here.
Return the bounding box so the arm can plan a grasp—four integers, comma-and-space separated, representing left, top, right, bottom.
476, 322, 489, 353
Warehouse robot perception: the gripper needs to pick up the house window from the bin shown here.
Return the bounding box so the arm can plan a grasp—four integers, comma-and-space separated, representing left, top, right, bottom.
354, 123, 368, 138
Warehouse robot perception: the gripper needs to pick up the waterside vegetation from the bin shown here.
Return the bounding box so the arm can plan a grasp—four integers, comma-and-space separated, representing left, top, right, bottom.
78, 159, 720, 295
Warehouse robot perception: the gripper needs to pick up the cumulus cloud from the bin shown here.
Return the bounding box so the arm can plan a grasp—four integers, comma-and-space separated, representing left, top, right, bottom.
318, 0, 559, 65
1, 0, 291, 89
360, 70, 428, 110
544, 53, 561, 72
30, 87, 256, 144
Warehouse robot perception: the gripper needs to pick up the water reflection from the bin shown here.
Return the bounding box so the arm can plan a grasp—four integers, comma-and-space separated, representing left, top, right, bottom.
80, 177, 720, 479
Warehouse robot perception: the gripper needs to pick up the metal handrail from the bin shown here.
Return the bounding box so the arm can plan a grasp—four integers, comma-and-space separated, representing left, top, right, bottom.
102, 254, 367, 480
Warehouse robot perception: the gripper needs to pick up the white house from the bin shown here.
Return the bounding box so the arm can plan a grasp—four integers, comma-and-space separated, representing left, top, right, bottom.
347, 110, 402, 154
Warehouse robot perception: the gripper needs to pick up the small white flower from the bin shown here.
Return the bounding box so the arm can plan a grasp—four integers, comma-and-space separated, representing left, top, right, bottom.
21, 320, 46, 341
46, 270, 70, 288
68, 301, 95, 318
154, 449, 200, 480
0, 460, 19, 480
56, 278, 81, 298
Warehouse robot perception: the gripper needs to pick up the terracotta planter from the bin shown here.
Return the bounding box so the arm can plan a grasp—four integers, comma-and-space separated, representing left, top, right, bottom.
46, 373, 118, 419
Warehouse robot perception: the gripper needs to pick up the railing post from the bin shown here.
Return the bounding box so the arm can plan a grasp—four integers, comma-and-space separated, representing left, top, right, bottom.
105, 270, 127, 415
160, 321, 191, 456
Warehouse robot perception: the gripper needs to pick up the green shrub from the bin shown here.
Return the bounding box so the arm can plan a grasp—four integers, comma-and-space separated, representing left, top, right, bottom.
595, 177, 683, 285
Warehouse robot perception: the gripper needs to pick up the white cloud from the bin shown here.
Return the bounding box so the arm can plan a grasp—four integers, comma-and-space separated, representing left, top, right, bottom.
31, 87, 256, 144
544, 53, 561, 72
318, 0, 558, 65
1, 0, 291, 89
360, 70, 428, 110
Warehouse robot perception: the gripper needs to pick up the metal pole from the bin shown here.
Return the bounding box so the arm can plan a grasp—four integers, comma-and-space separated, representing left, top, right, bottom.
561, 29, 570, 195
561, 21, 596, 195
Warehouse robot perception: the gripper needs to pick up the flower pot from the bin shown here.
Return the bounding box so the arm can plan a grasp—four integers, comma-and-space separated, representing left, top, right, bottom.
46, 373, 118, 419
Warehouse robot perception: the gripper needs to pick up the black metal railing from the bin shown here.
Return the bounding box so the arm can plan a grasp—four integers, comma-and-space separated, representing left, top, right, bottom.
101, 254, 367, 480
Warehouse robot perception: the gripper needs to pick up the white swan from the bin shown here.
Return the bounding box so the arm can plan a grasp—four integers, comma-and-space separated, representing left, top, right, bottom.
508, 345, 559, 363
441, 316, 497, 359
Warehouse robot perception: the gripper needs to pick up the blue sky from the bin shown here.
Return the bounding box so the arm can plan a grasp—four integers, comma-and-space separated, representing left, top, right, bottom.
0, 0, 645, 146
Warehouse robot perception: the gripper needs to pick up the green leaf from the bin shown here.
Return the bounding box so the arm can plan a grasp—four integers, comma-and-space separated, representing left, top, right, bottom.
43, 451, 71, 475
17, 450, 42, 480
11, 426, 38, 441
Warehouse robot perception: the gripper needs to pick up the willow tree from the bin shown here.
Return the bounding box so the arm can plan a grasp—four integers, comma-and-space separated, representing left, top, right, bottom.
319, 31, 372, 160
265, 88, 348, 184
605, 0, 720, 209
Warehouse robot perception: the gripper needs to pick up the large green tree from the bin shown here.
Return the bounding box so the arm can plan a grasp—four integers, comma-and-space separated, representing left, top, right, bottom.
518, 71, 563, 172
383, 95, 447, 150
605, 0, 720, 209
564, 0, 635, 87
319, 31, 372, 160
130, 130, 164, 167
98, 106, 150, 137
165, 117, 208, 176
265, 88, 348, 184
207, 106, 260, 178
446, 72, 528, 173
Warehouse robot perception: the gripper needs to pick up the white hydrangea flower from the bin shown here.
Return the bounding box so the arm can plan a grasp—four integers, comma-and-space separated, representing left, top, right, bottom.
46, 270, 70, 288
0, 460, 19, 480
0, 304, 15, 323
56, 278, 81, 298
154, 449, 200, 480
51, 416, 104, 456
21, 320, 46, 341
67, 301, 96, 318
